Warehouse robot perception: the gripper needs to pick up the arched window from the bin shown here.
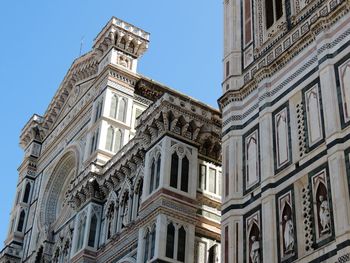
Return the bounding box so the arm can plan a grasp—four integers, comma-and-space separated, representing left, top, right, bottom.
94, 100, 103, 122
143, 225, 156, 262
121, 195, 129, 229
106, 126, 114, 152
76, 214, 86, 251
155, 155, 161, 190
149, 160, 155, 194
106, 203, 115, 239
166, 223, 175, 258
17, 210, 26, 232
118, 98, 127, 122
265, 0, 283, 29
170, 153, 179, 188
88, 214, 98, 247
23, 183, 31, 203
208, 245, 218, 263
136, 180, 143, 216
177, 226, 186, 262
181, 156, 189, 192
114, 129, 122, 152
110, 95, 118, 119
150, 226, 156, 259
144, 230, 150, 263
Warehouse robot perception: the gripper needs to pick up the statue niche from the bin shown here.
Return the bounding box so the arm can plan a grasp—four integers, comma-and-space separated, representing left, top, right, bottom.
281, 204, 295, 256
315, 182, 331, 236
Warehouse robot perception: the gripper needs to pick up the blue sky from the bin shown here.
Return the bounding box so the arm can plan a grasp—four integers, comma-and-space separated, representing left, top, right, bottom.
0, 1, 222, 244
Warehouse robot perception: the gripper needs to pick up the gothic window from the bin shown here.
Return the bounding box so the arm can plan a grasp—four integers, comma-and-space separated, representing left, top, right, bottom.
90, 129, 99, 154
144, 231, 150, 263
114, 129, 123, 152
76, 213, 87, 251
150, 226, 156, 259
208, 168, 217, 194
265, 0, 283, 29
106, 126, 114, 152
88, 214, 98, 247
150, 154, 161, 194
208, 245, 219, 263
170, 150, 190, 193
166, 222, 187, 262
120, 194, 130, 229
166, 223, 175, 258
110, 95, 118, 119
149, 161, 155, 194
23, 183, 31, 203
136, 180, 143, 216
118, 98, 127, 122
336, 59, 350, 127
106, 203, 115, 239
94, 99, 103, 122
143, 225, 156, 263
273, 105, 291, 172
17, 210, 26, 232
170, 153, 179, 188
199, 164, 206, 191
180, 157, 189, 192
244, 0, 253, 46
177, 226, 186, 262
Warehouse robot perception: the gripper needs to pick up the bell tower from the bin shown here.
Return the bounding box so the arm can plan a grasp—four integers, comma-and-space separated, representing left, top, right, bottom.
221, 0, 350, 262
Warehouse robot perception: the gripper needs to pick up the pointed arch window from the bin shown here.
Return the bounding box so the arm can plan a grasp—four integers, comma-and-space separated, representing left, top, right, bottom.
90, 129, 99, 154
177, 226, 186, 262
180, 157, 189, 192
265, 0, 283, 29
127, 41, 135, 53
170, 151, 190, 193
17, 210, 26, 232
114, 129, 122, 152
106, 127, 114, 152
119, 37, 127, 49
149, 154, 161, 194
110, 95, 118, 119
166, 223, 175, 258
94, 99, 103, 122
23, 183, 31, 203
118, 98, 127, 122
106, 203, 115, 240
76, 214, 87, 251
88, 214, 98, 247
143, 225, 156, 263
170, 153, 179, 188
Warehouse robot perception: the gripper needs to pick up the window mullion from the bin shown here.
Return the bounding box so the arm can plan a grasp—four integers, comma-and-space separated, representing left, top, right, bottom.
177, 158, 182, 190
174, 226, 179, 258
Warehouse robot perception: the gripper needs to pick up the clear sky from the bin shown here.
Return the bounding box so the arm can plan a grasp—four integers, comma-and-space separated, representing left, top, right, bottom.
0, 1, 222, 245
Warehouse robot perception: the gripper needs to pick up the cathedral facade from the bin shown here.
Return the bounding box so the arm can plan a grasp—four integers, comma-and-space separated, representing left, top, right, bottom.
220, 0, 350, 262
0, 18, 222, 263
